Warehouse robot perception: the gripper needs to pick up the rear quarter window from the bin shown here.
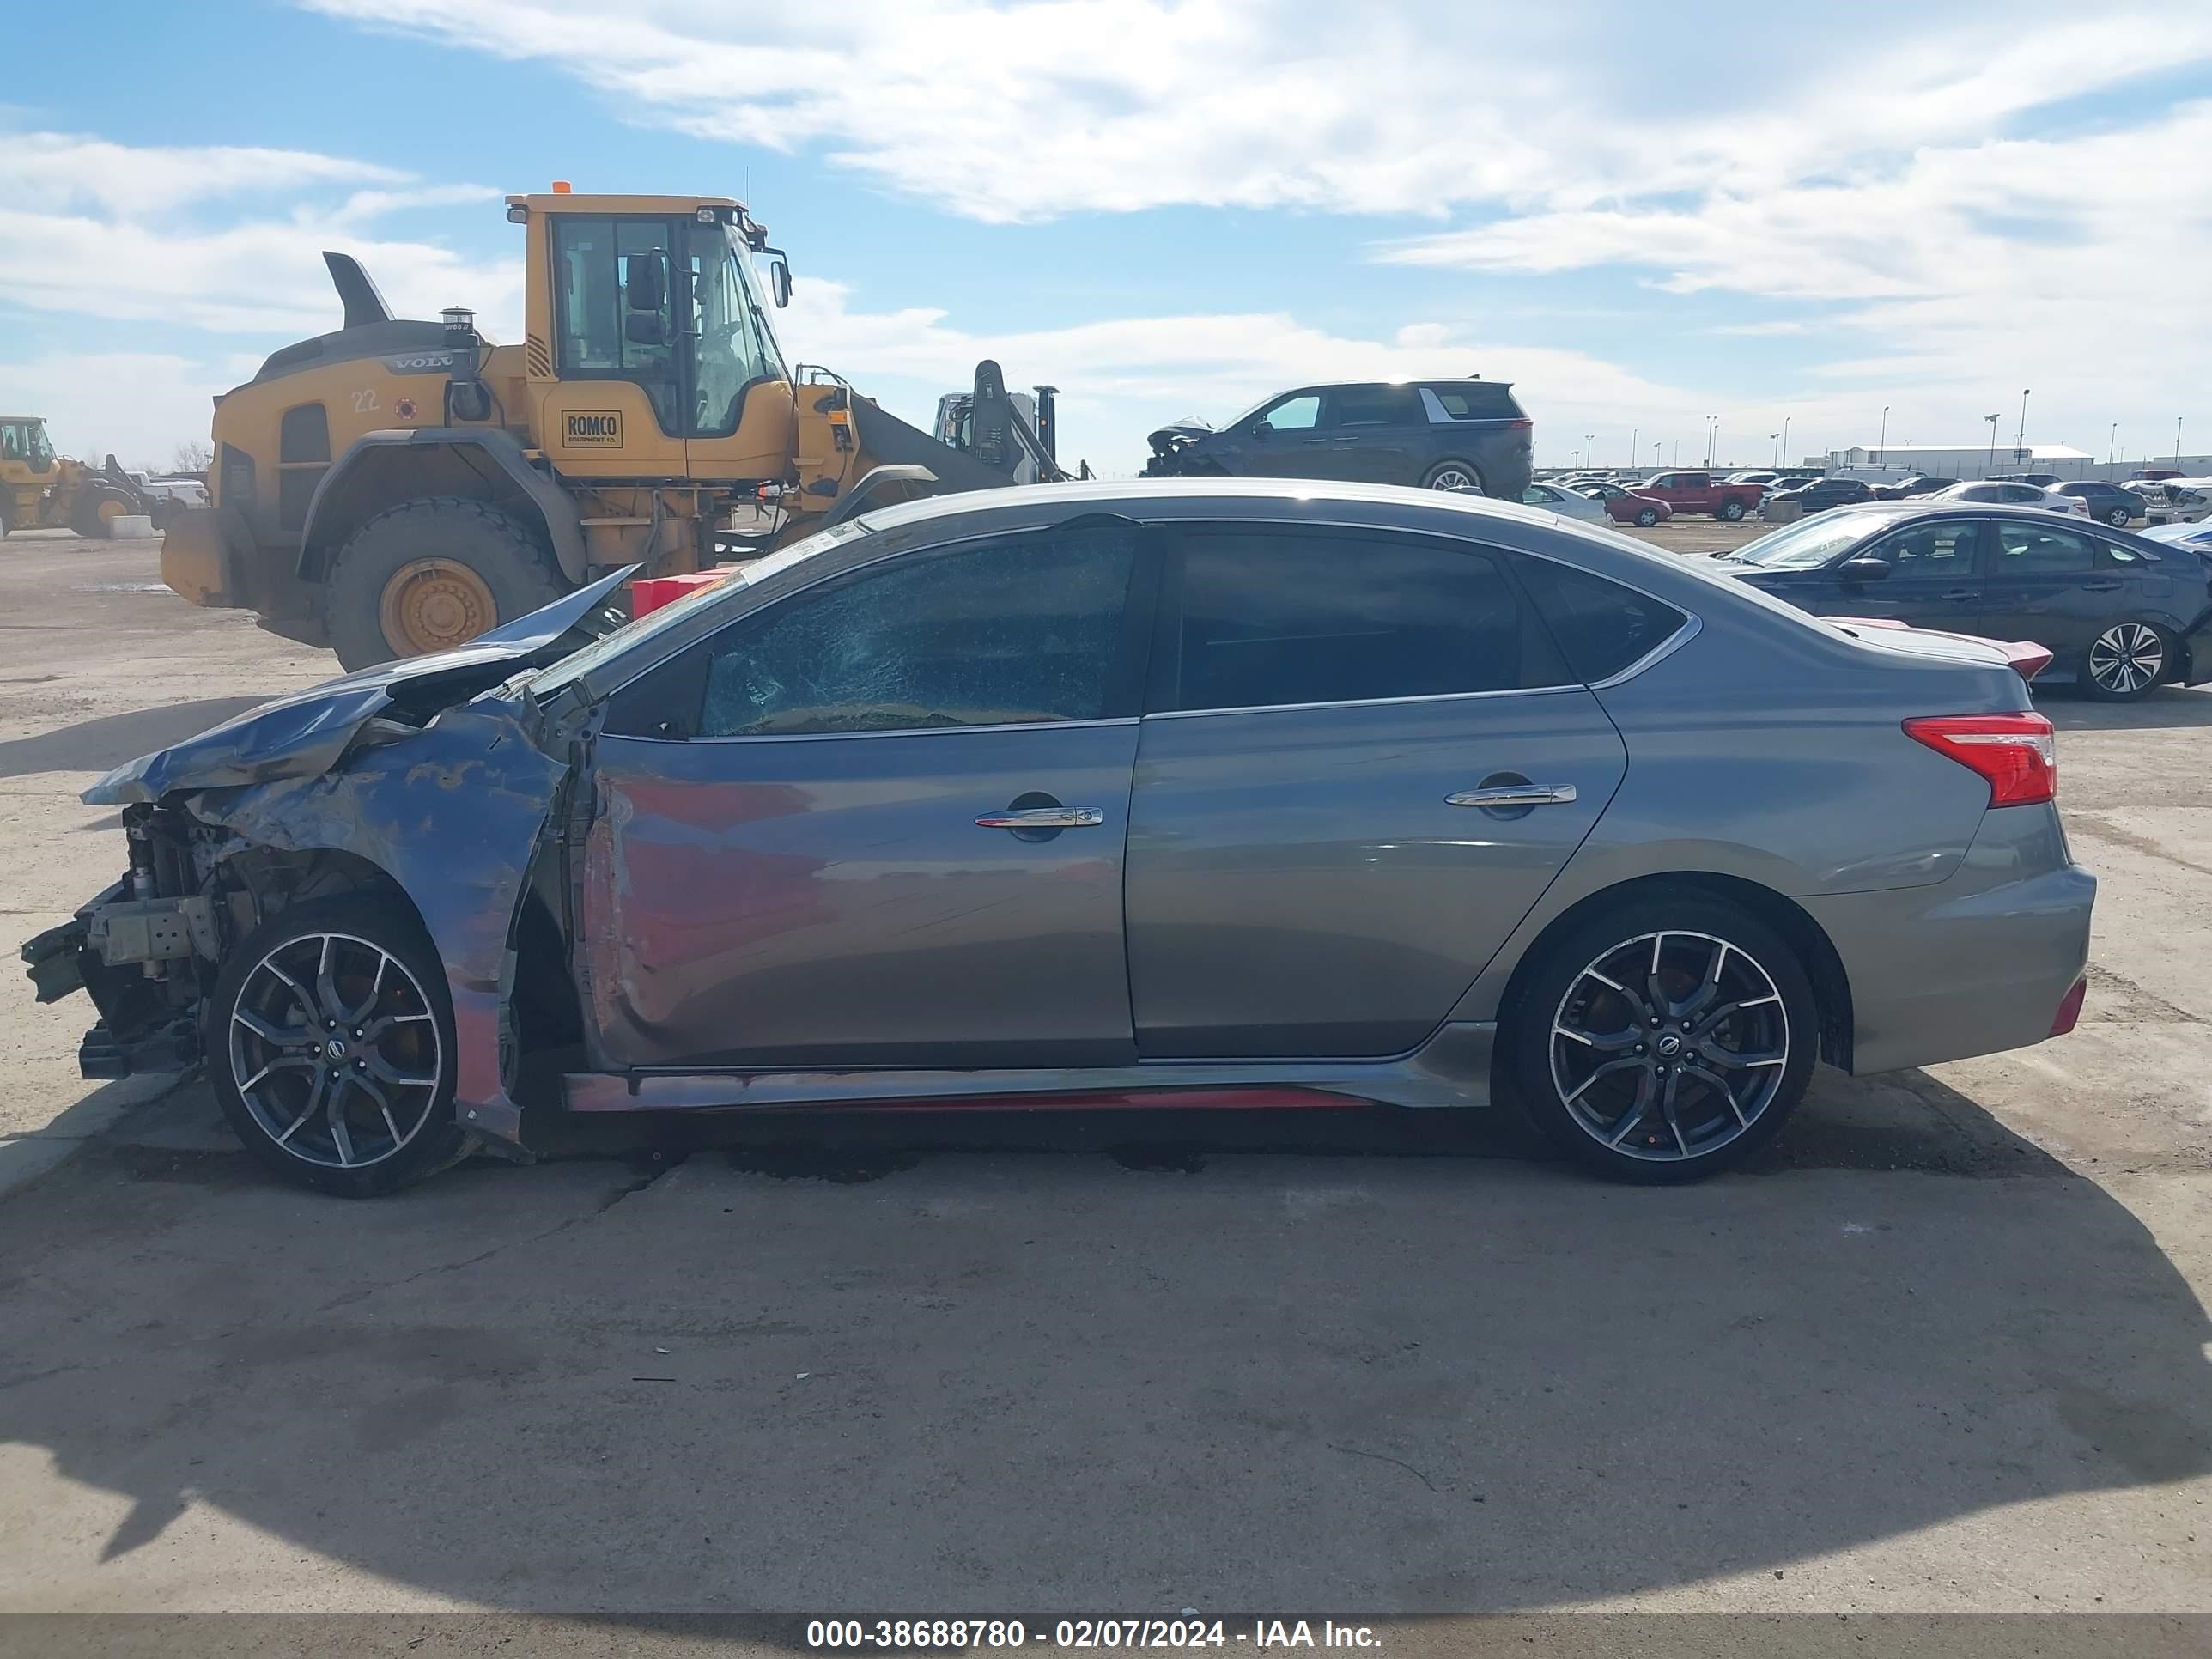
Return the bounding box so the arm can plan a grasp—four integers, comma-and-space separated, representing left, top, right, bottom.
1514, 556, 1691, 683
1419, 384, 1518, 421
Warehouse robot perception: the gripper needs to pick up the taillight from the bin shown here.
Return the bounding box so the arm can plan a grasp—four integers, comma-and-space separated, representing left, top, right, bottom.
1903, 713, 2056, 807
2048, 975, 2087, 1037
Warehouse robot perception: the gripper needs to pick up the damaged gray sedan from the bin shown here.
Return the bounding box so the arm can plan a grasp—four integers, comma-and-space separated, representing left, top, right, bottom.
24, 481, 2095, 1196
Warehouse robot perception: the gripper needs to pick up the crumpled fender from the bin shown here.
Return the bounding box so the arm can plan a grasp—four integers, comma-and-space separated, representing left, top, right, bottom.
84, 566, 633, 806
188, 702, 569, 1145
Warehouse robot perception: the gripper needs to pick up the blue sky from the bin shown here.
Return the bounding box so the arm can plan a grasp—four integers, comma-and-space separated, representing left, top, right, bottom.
4, 0, 2208, 476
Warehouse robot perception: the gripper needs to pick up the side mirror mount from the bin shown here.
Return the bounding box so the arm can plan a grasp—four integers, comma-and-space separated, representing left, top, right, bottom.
1839, 556, 1892, 584
1250, 421, 1273, 439
626, 253, 668, 313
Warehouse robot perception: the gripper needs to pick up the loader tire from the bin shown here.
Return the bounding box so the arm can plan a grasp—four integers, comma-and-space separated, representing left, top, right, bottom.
325, 497, 568, 672
70, 485, 135, 539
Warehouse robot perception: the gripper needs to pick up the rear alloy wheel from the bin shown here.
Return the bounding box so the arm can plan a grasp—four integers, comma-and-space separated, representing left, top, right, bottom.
2106, 506, 2132, 528
1717, 498, 1747, 521
1634, 506, 1660, 527
210, 896, 467, 1196
1422, 460, 1484, 494
2084, 621, 2168, 702
1509, 898, 1817, 1182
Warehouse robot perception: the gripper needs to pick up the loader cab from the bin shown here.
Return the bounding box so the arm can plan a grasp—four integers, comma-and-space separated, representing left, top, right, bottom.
515, 193, 797, 487
0, 417, 57, 474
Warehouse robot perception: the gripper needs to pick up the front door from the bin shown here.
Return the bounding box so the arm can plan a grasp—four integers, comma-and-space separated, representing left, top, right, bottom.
538, 213, 690, 481
581, 523, 1152, 1071
1804, 515, 1990, 628
1125, 526, 1629, 1059
1221, 391, 1329, 478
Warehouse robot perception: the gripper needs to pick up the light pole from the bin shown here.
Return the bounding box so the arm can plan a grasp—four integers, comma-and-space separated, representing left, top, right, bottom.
1653, 441, 1662, 471
2016, 389, 2030, 460
1584, 434, 1594, 475
2179, 417, 2187, 469
1571, 449, 1580, 470
1673, 440, 1680, 466
1984, 413, 2001, 477
2110, 422, 2118, 468
1630, 428, 1638, 468
1770, 431, 1780, 465
1878, 405, 1888, 463
1705, 416, 1717, 468
1781, 416, 1790, 465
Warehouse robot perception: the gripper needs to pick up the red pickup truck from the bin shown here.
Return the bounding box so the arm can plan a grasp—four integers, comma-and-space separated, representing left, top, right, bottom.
1633, 471, 1765, 521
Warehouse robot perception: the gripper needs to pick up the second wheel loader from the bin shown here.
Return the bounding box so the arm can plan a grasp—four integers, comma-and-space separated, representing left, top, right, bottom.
0, 417, 150, 540
161, 187, 1087, 669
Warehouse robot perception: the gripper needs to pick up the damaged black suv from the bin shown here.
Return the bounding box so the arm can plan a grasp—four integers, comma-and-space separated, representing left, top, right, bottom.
1141, 380, 1534, 500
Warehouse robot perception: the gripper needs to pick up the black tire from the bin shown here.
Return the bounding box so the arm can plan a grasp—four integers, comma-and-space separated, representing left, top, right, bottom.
1633, 507, 1660, 527
1421, 459, 1486, 494
325, 496, 567, 672
207, 893, 468, 1198
2082, 620, 2171, 702
1717, 498, 1747, 521
2106, 506, 2131, 528
70, 485, 133, 539
1504, 892, 1819, 1183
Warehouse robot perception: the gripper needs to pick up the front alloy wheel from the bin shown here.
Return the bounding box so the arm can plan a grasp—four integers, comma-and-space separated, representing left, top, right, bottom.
210, 896, 467, 1195
2085, 622, 2166, 702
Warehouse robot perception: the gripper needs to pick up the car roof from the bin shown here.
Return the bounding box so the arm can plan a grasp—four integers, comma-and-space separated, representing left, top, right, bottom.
1802, 500, 2104, 526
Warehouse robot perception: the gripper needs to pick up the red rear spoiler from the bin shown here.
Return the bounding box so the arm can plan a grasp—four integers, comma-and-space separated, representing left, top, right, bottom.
1827, 617, 2054, 682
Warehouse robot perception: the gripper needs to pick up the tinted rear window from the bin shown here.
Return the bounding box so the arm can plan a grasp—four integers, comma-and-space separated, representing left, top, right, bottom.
1420, 383, 1517, 420
1515, 556, 1690, 683
1161, 531, 1565, 712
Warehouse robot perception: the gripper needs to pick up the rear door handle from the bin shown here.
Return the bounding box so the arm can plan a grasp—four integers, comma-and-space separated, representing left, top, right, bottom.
1448, 784, 1578, 808
975, 807, 1103, 830
2082, 580, 2122, 592
1940, 588, 1978, 601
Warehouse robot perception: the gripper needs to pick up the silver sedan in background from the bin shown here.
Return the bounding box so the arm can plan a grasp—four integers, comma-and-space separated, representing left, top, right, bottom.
27, 482, 2095, 1194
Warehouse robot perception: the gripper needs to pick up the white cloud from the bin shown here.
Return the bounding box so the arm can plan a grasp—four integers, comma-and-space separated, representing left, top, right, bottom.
0, 352, 247, 470
295, 1, 2212, 222
0, 131, 516, 336
1382, 104, 2212, 441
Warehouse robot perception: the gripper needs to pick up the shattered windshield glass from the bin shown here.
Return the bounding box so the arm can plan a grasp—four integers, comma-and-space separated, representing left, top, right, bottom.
528, 520, 872, 697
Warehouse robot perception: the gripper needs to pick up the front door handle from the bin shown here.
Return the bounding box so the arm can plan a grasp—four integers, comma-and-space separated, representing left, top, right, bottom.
1302, 435, 1334, 445
1940, 588, 1978, 601
2082, 580, 2122, 592
975, 807, 1103, 830
1448, 784, 1578, 809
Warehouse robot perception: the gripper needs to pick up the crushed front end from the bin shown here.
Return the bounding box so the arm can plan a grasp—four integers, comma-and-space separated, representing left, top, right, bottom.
21, 806, 222, 1078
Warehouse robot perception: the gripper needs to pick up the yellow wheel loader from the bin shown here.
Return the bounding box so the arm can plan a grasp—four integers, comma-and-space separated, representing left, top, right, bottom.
160, 188, 1083, 670
0, 417, 151, 540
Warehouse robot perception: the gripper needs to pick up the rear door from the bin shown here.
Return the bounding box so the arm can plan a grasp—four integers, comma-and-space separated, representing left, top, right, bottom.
1123, 526, 1630, 1059
1220, 390, 1330, 478
1318, 383, 1423, 484
581, 521, 1153, 1072
1976, 520, 2148, 669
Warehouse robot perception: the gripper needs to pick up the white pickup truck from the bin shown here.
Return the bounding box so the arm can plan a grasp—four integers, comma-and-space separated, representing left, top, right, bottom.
125, 471, 210, 526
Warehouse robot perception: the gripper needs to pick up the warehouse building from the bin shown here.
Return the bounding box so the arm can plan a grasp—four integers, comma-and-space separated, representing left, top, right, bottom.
1824, 441, 2212, 483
